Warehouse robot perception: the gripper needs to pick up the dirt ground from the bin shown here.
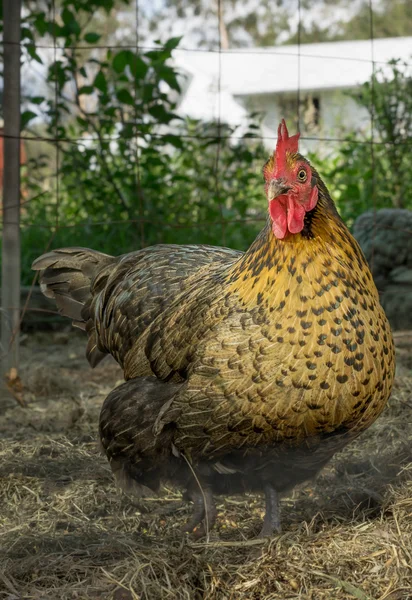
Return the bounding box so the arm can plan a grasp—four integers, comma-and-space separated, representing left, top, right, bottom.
1, 331, 412, 600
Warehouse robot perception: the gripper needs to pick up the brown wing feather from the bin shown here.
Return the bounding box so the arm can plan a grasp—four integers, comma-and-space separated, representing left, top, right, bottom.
33, 244, 242, 368
87, 245, 241, 369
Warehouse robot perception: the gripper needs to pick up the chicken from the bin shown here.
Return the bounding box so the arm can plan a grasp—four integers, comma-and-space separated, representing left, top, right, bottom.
353, 208, 412, 330
32, 120, 395, 537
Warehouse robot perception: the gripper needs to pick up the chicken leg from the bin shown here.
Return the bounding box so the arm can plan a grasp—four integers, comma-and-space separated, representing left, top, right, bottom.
259, 484, 282, 538
182, 486, 217, 536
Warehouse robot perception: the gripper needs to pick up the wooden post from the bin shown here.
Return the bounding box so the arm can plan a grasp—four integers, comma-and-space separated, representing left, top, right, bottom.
1, 0, 21, 393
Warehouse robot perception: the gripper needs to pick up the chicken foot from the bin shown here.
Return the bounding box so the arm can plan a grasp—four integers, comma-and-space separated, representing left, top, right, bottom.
258, 484, 282, 537
182, 486, 217, 537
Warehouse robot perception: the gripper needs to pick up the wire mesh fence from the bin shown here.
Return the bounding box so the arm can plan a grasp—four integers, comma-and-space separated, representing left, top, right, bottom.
2, 7, 412, 598
1, 0, 412, 376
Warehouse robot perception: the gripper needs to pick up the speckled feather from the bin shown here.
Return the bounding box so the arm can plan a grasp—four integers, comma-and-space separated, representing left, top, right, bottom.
33, 161, 395, 501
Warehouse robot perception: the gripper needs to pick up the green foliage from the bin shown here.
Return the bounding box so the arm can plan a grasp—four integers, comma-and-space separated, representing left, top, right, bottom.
9, 0, 266, 285
339, 0, 412, 41
289, 0, 412, 44
143, 0, 412, 49
310, 60, 412, 228
8, 1, 412, 288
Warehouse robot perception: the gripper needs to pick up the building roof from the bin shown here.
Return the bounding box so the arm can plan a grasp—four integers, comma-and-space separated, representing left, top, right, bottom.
174, 36, 412, 124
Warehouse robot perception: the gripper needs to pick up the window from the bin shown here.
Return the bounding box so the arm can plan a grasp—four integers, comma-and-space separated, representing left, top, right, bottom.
277, 94, 321, 132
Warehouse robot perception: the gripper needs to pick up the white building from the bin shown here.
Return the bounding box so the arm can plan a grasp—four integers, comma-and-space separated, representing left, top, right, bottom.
174, 36, 412, 152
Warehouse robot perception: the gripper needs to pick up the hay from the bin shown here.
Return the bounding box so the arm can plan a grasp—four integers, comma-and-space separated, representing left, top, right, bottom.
0, 333, 411, 600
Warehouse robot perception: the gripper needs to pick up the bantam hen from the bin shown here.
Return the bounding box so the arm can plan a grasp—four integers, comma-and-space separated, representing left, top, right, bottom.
32, 120, 395, 537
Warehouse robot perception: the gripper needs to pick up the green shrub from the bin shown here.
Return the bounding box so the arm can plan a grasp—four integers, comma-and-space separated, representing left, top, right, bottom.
311, 60, 412, 228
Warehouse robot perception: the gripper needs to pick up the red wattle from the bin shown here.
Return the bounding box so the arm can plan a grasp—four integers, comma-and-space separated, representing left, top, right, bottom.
269, 197, 288, 239
270, 196, 306, 238
269, 187, 319, 239
287, 196, 306, 234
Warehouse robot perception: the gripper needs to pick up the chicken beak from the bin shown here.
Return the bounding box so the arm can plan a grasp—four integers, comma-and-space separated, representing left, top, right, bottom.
267, 178, 292, 201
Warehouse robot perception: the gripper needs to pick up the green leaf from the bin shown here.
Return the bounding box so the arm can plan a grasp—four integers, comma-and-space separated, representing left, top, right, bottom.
161, 134, 184, 149
33, 12, 48, 37
78, 86, 95, 95
164, 36, 182, 50
148, 104, 177, 124
21, 110, 37, 129
84, 32, 102, 44
158, 67, 181, 92
94, 71, 108, 93
61, 8, 73, 26
61, 8, 81, 36
21, 27, 34, 42
116, 88, 134, 105
129, 55, 149, 80
142, 83, 154, 103
26, 44, 43, 64
76, 116, 89, 128
30, 96, 44, 105
146, 49, 171, 64
112, 50, 130, 73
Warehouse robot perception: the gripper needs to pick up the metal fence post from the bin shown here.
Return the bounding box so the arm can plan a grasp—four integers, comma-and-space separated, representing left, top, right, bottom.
1, 0, 22, 396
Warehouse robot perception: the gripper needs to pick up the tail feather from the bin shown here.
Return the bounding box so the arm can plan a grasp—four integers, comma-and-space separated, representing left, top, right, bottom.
32, 247, 115, 363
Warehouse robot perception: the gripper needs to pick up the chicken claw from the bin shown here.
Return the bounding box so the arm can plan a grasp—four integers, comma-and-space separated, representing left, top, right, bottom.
182, 487, 217, 537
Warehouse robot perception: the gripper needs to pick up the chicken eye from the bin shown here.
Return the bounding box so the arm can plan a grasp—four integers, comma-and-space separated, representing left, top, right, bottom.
297, 168, 307, 182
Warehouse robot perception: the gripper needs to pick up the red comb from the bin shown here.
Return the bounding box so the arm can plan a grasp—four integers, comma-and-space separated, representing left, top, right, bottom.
275, 119, 300, 175
276, 119, 300, 154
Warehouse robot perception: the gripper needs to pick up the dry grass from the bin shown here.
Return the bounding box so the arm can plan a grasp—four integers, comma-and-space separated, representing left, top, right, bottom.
1, 332, 412, 600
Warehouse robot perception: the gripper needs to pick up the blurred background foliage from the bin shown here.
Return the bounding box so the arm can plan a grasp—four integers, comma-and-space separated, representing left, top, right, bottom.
0, 0, 411, 284
312, 59, 412, 228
